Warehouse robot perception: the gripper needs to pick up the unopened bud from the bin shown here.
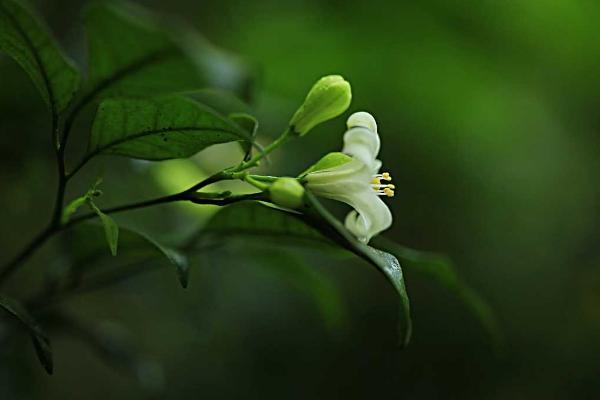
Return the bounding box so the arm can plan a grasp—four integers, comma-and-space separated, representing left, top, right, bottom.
269, 178, 305, 209
289, 75, 352, 136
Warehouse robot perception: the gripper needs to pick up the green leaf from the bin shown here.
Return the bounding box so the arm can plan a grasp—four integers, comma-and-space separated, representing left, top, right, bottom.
0, 294, 53, 374
201, 199, 499, 348
83, 2, 252, 101
300, 193, 412, 346
65, 223, 189, 288
0, 0, 80, 113
88, 95, 249, 161
202, 201, 325, 245
372, 237, 504, 350
229, 113, 258, 161
84, 2, 202, 99
200, 200, 411, 346
88, 201, 119, 256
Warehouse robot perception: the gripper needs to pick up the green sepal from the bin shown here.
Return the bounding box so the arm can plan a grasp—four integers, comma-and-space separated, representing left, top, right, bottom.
299, 152, 352, 178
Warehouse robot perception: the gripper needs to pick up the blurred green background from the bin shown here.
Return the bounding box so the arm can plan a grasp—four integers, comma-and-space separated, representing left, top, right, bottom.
2, 0, 600, 398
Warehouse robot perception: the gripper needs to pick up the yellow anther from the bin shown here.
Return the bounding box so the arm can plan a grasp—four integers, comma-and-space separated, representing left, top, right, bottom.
383, 187, 394, 197
372, 177, 381, 185
382, 172, 392, 181
388, 184, 395, 189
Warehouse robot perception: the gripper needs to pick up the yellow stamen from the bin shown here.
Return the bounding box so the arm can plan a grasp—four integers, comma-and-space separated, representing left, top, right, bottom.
372, 172, 395, 197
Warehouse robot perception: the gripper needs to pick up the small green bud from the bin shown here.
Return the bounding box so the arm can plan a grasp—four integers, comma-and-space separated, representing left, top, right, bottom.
269, 178, 305, 209
289, 75, 352, 136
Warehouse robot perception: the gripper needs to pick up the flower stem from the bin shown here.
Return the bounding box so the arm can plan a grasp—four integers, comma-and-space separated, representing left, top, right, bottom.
232, 128, 292, 172
0, 175, 266, 286
1, 125, 291, 285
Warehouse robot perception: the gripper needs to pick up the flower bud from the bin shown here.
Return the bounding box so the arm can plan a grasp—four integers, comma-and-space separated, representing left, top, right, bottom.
269, 178, 305, 209
289, 75, 352, 136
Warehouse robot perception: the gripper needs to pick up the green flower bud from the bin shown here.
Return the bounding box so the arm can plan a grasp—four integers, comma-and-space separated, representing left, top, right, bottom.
269, 178, 305, 209
289, 75, 352, 136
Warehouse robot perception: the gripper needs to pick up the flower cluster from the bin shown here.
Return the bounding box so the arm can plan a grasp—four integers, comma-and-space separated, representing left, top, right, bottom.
265, 76, 394, 244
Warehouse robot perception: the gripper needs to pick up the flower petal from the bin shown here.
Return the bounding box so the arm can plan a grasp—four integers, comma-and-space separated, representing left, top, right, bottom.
305, 159, 371, 200
347, 111, 378, 132
342, 191, 393, 243
342, 112, 380, 171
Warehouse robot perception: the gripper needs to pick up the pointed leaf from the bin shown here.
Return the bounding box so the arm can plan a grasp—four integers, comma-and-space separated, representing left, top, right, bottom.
65, 223, 189, 288
202, 201, 325, 245
372, 237, 504, 349
0, 0, 80, 113
84, 2, 202, 99
88, 201, 119, 256
0, 294, 53, 374
84, 3, 252, 101
200, 198, 499, 347
300, 193, 412, 346
88, 95, 249, 160
200, 200, 411, 346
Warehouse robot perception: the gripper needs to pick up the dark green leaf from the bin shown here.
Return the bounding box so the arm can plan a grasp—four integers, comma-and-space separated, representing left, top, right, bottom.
84, 3, 252, 101
200, 200, 411, 346
0, 294, 53, 374
89, 95, 249, 160
84, 2, 202, 99
201, 199, 499, 348
0, 0, 80, 113
202, 201, 325, 245
372, 237, 504, 350
65, 223, 189, 288
300, 193, 412, 346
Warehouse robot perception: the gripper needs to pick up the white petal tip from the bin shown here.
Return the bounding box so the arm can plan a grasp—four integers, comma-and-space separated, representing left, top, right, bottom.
347, 111, 377, 132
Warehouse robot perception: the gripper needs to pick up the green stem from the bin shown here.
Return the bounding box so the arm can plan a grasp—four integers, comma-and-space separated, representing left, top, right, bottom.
0, 179, 266, 286
2, 125, 290, 285
232, 128, 292, 172
244, 175, 270, 191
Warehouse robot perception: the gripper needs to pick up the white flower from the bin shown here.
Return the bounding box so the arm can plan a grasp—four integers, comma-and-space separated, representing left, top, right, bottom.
304, 111, 394, 243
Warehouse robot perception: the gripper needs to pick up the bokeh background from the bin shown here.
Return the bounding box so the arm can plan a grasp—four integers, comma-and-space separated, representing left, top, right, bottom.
2, 0, 600, 398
